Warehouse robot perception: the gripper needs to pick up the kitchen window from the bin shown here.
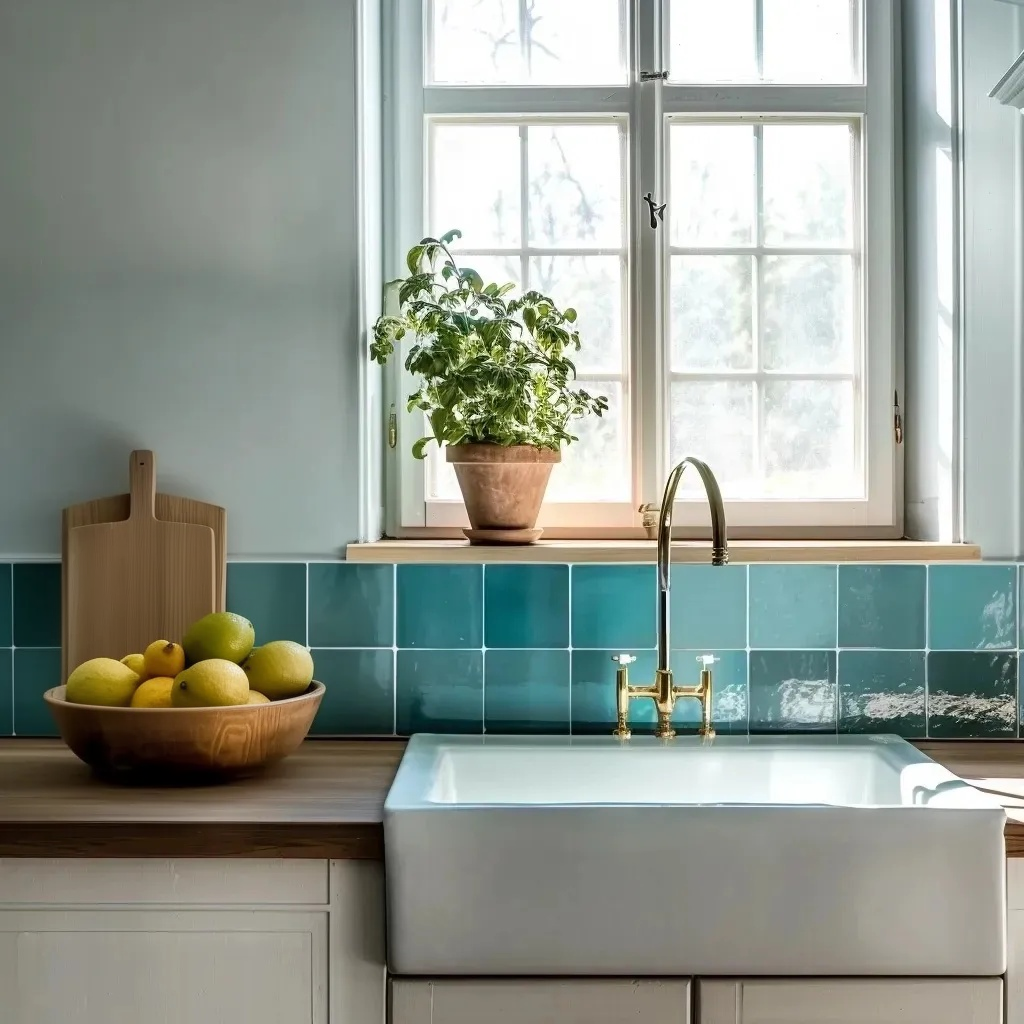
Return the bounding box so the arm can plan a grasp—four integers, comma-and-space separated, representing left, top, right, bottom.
383, 0, 898, 537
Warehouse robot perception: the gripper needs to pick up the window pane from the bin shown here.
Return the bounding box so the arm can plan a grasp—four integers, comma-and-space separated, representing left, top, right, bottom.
529, 256, 623, 375
670, 381, 755, 495
546, 380, 629, 501
762, 124, 854, 246
762, 0, 860, 84
763, 380, 857, 497
527, 125, 623, 249
427, 445, 461, 501
762, 256, 854, 372
431, 124, 521, 248
453, 253, 522, 293
670, 0, 756, 83
670, 124, 755, 246
429, 0, 625, 85
671, 256, 753, 371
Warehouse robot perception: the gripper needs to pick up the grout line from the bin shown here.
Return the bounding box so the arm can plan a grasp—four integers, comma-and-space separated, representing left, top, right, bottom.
8, 566, 13, 736
392, 563, 398, 736
924, 564, 931, 739
567, 564, 573, 735
304, 562, 310, 649
834, 563, 840, 734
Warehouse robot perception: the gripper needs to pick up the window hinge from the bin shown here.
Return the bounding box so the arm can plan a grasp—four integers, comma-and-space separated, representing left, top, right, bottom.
387, 405, 397, 449
893, 390, 903, 445
639, 70, 668, 81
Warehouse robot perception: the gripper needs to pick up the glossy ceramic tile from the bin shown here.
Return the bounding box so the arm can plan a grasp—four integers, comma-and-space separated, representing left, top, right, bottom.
670, 565, 747, 650
227, 562, 306, 645
838, 565, 926, 649
571, 565, 656, 650
308, 563, 394, 648
749, 565, 837, 648
0, 652, 11, 736
670, 649, 749, 734
749, 650, 837, 732
0, 564, 10, 648
484, 649, 570, 734
484, 565, 569, 649
838, 650, 926, 736
396, 649, 483, 734
13, 648, 60, 737
310, 648, 394, 735
396, 565, 482, 649
13, 563, 60, 648
570, 649, 657, 735
927, 651, 1017, 738
929, 564, 1017, 651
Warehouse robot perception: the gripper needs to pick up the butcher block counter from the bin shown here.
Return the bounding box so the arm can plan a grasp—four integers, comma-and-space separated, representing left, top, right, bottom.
0, 738, 1023, 857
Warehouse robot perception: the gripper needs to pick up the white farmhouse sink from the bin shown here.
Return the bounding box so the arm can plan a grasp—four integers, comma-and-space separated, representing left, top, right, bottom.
385, 734, 1006, 977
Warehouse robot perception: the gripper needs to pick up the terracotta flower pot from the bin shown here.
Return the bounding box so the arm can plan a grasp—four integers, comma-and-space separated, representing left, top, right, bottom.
445, 444, 560, 544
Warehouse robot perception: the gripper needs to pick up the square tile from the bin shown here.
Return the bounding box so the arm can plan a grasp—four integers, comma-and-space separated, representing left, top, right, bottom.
227, 562, 307, 645
310, 649, 394, 735
929, 651, 1017, 738
397, 565, 482, 649
749, 650, 837, 732
671, 650, 749, 735
309, 563, 394, 648
571, 565, 656, 650
13, 562, 61, 648
929, 564, 1016, 650
484, 649, 570, 734
13, 648, 60, 737
396, 649, 483, 734
484, 565, 569, 649
0, 651, 11, 736
571, 649, 657, 735
838, 565, 926, 649
670, 565, 747, 650
749, 565, 837, 649
0, 565, 10, 648
838, 650, 926, 736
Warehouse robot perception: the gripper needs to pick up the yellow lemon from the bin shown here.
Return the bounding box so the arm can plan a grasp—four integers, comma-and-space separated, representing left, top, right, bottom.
243, 641, 315, 700
130, 676, 175, 708
144, 640, 185, 678
120, 653, 147, 678
66, 658, 140, 707
171, 659, 249, 708
182, 612, 255, 665
246, 690, 271, 705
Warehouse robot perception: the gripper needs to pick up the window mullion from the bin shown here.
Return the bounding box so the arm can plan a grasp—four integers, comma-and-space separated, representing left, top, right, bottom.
753, 123, 764, 488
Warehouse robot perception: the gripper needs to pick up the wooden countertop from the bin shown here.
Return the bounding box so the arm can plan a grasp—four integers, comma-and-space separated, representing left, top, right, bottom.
1, 738, 1023, 858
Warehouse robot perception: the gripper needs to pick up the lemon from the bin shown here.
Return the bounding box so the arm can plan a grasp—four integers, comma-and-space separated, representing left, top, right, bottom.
182, 612, 255, 666
130, 676, 175, 708
246, 690, 271, 705
66, 658, 141, 707
120, 653, 147, 678
243, 641, 315, 700
171, 659, 249, 708
143, 640, 185, 678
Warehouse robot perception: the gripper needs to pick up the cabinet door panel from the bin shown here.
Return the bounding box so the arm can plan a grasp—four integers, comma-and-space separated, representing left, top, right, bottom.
391, 979, 690, 1024
700, 979, 1002, 1024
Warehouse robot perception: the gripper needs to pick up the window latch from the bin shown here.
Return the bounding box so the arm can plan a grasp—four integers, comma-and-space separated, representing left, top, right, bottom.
642, 192, 666, 229
388, 405, 397, 450
639, 70, 668, 82
893, 391, 903, 445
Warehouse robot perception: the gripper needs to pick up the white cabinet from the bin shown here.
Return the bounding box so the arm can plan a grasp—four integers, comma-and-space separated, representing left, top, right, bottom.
390, 979, 690, 1024
699, 979, 1003, 1024
0, 909, 327, 1024
1009, 859, 1024, 1023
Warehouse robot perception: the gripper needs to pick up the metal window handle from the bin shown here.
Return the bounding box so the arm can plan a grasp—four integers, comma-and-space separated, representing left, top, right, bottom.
643, 192, 666, 230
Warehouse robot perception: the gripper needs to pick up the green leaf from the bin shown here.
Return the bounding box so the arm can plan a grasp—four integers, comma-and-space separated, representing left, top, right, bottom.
412, 436, 433, 459
440, 228, 463, 245
564, 307, 577, 323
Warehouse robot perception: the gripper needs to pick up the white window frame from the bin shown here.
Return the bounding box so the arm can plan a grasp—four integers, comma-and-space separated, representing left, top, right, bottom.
382, 0, 900, 538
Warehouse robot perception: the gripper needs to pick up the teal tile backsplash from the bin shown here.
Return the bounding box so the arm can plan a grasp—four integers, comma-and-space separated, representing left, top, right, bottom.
5, 558, 1024, 739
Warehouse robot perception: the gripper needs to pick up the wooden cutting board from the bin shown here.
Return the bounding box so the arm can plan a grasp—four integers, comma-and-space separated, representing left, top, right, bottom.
61, 455, 227, 677
64, 451, 218, 676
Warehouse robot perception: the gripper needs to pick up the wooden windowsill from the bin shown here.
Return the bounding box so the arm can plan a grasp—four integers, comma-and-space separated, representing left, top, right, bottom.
346, 540, 981, 564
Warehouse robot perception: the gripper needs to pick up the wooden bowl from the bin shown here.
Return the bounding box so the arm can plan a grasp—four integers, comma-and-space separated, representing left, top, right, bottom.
43, 681, 325, 782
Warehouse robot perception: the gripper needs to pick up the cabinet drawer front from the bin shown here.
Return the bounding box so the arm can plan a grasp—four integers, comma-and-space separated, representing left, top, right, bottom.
0, 858, 329, 905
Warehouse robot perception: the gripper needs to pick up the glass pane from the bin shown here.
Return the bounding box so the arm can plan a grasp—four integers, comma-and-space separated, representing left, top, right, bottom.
529, 256, 623, 375
671, 256, 753, 371
452, 253, 522, 293
763, 124, 854, 246
427, 443, 461, 500
762, 256, 854, 372
762, 380, 857, 497
670, 0, 756, 83
527, 124, 623, 249
431, 124, 521, 248
670, 124, 755, 246
763, 0, 860, 84
670, 381, 755, 495
546, 380, 629, 501
430, 0, 626, 85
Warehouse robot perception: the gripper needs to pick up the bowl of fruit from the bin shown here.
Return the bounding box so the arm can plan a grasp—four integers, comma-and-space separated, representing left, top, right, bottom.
44, 612, 324, 781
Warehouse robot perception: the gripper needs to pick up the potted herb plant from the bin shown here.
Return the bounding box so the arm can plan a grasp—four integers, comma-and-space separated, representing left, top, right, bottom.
371, 230, 608, 544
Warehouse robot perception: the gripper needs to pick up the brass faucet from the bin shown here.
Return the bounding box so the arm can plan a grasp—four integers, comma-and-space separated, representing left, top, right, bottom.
613, 457, 728, 740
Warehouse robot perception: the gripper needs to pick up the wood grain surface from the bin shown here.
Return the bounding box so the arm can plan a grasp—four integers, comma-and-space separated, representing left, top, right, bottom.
0, 739, 1020, 859
65, 451, 217, 674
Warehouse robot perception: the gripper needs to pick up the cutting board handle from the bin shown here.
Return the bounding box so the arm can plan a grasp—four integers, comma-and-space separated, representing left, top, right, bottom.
128, 450, 157, 521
